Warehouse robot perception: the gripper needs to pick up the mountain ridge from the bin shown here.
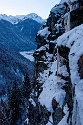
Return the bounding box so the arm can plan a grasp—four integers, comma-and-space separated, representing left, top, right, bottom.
0, 16, 43, 52
0, 13, 45, 24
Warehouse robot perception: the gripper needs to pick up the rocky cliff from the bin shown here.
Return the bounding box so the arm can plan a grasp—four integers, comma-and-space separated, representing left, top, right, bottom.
26, 1, 83, 125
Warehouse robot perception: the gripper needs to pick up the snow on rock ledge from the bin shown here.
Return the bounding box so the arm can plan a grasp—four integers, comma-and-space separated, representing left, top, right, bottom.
37, 27, 50, 39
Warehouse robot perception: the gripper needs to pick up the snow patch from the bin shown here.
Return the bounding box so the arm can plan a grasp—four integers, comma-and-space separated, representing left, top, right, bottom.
20, 51, 34, 62
37, 27, 50, 38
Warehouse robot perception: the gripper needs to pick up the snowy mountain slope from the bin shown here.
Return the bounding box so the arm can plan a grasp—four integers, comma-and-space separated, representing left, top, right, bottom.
0, 20, 35, 51
0, 13, 45, 24
0, 18, 42, 52
15, 18, 42, 42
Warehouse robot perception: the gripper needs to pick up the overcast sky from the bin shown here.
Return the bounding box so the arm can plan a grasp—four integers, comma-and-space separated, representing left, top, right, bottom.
0, 0, 60, 18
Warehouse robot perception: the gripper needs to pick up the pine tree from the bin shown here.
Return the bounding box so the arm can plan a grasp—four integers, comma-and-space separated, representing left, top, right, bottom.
22, 74, 31, 98
0, 99, 9, 125
8, 80, 22, 125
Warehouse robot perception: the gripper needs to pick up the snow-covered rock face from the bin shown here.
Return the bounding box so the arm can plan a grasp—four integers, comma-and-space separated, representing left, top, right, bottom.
56, 24, 83, 125
33, 3, 71, 123
36, 2, 67, 48
51, 4, 66, 15
34, 24, 83, 125
57, 24, 83, 48
60, 0, 78, 4
60, 0, 68, 4
57, 24, 83, 85
0, 13, 45, 24
27, 1, 83, 125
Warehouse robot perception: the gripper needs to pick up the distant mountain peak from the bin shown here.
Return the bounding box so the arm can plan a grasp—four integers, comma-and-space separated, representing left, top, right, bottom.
0, 14, 21, 24
16, 13, 46, 24
0, 13, 45, 24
